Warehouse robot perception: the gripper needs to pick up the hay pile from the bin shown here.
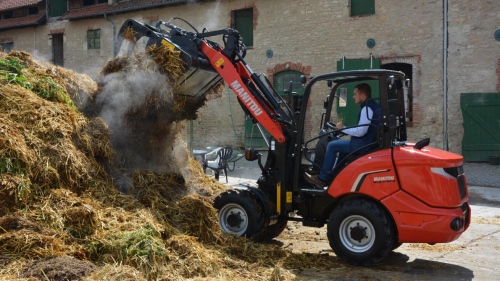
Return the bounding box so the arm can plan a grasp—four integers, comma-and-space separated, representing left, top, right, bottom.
0, 50, 343, 281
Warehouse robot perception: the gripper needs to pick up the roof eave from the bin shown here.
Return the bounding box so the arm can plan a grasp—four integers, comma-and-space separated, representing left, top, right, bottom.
62, 0, 187, 21
0, 14, 46, 31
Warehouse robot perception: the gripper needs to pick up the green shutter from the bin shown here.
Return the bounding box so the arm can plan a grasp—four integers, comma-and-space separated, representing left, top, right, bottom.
351, 0, 375, 16
336, 59, 380, 126
49, 0, 68, 17
234, 9, 253, 47
461, 93, 500, 161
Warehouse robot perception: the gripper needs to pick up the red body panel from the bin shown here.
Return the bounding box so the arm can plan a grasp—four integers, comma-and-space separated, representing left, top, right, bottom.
200, 42, 286, 143
393, 146, 467, 208
382, 191, 470, 243
328, 145, 470, 244
328, 149, 399, 200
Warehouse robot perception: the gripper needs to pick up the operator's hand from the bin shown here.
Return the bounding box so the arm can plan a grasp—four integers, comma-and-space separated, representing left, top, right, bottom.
336, 121, 344, 129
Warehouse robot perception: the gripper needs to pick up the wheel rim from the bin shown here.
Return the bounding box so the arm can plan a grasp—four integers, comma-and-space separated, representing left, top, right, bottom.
218, 203, 249, 236
339, 215, 375, 253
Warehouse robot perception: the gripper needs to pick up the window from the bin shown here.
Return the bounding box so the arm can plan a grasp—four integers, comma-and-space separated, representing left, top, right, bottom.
274, 70, 305, 96
49, 0, 67, 17
83, 0, 95, 6
350, 0, 375, 17
98, 0, 107, 3
0, 42, 14, 53
3, 11, 13, 20
29, 7, 39, 15
233, 9, 253, 47
87, 30, 100, 49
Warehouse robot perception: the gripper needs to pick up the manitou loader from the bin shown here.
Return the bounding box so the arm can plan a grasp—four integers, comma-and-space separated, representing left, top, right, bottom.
116, 18, 470, 265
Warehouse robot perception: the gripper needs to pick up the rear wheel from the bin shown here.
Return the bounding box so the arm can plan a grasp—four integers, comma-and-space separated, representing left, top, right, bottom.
213, 189, 267, 241
327, 199, 394, 266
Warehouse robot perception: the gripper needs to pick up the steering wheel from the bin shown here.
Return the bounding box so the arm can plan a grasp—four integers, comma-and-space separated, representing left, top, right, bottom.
326, 121, 336, 130
326, 121, 347, 137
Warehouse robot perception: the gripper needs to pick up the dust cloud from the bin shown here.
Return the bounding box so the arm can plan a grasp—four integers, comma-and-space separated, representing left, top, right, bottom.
90, 54, 191, 192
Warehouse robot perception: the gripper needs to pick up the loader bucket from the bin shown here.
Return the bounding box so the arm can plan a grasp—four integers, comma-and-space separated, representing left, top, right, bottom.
115, 19, 223, 100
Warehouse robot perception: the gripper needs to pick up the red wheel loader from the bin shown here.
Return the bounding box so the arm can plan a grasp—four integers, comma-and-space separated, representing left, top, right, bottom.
116, 18, 470, 266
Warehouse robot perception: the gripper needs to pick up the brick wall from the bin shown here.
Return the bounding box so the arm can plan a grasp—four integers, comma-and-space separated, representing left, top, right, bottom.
1, 0, 499, 153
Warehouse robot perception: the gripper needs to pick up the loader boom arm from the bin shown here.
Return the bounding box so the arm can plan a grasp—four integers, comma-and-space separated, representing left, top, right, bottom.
200, 41, 286, 143
115, 18, 290, 144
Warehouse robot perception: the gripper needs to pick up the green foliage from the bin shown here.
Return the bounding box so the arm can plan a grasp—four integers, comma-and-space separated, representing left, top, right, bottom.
0, 157, 24, 174
117, 225, 166, 259
88, 225, 166, 262
0, 157, 31, 202
87, 225, 165, 279
0, 58, 27, 87
32, 76, 72, 105
0, 58, 73, 105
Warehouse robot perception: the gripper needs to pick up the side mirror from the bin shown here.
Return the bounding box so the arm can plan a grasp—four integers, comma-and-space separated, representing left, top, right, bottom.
327, 80, 333, 88
405, 79, 411, 89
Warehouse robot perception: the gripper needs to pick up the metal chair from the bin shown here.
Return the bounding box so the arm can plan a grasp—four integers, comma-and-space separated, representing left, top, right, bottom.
202, 146, 233, 183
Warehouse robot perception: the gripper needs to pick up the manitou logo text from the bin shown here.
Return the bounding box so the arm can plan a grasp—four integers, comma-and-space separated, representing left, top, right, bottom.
373, 176, 395, 183
230, 80, 263, 116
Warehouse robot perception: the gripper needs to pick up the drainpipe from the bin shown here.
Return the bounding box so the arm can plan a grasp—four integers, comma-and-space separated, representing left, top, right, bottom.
104, 13, 116, 57
443, 0, 449, 151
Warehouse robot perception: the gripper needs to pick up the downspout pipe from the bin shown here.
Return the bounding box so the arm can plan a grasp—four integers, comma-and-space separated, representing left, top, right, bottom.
104, 13, 116, 57
443, 0, 449, 151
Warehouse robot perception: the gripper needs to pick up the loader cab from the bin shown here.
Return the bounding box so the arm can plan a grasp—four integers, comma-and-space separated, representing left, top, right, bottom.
295, 70, 407, 190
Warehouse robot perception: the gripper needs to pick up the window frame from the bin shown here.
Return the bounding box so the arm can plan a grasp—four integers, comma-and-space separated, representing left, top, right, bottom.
83, 0, 95, 6
0, 42, 14, 53
87, 29, 101, 50
273, 70, 305, 96
28, 6, 39, 15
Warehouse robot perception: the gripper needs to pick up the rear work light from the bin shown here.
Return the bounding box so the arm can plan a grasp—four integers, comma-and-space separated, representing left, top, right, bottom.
450, 217, 465, 231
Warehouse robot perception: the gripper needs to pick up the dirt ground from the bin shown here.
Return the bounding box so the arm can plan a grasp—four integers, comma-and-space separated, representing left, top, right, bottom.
272, 200, 500, 281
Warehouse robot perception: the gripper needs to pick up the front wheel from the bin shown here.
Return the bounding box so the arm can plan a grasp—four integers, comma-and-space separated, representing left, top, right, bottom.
327, 199, 394, 266
260, 218, 287, 241
213, 189, 267, 241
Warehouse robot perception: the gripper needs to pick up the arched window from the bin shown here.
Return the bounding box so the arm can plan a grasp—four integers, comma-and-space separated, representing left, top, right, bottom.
273, 70, 305, 96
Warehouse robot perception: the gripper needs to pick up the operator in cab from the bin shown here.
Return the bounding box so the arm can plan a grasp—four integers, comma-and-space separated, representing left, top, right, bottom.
305, 83, 381, 188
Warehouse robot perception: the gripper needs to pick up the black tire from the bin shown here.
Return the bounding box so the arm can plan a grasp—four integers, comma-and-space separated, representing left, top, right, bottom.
391, 231, 402, 250
260, 218, 287, 241
213, 189, 267, 241
327, 199, 394, 266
